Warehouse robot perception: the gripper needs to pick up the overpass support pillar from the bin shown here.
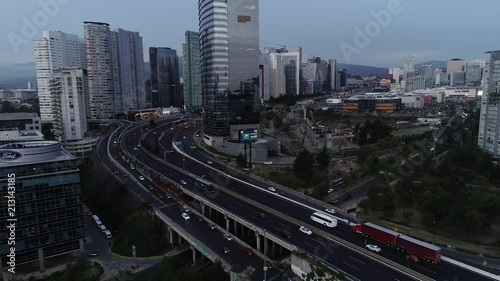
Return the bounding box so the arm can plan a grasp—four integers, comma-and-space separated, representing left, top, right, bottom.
233, 220, 238, 236
279, 245, 283, 256
225, 216, 230, 232
191, 245, 196, 265
264, 237, 268, 256
201, 203, 206, 216
168, 226, 173, 244
255, 232, 261, 252
272, 241, 276, 257
178, 234, 182, 245
208, 206, 212, 219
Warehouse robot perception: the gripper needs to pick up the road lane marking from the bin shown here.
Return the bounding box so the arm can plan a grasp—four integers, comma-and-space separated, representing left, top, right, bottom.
342, 261, 359, 271
233, 201, 243, 206
304, 242, 316, 249
312, 238, 326, 245
227, 204, 235, 209
279, 223, 290, 229
349, 256, 366, 265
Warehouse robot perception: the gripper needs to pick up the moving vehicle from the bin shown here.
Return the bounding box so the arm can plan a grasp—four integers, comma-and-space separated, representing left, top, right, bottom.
299, 226, 312, 235
223, 233, 233, 241
254, 211, 267, 219
279, 229, 293, 239
147, 185, 154, 191
208, 223, 216, 230
243, 247, 253, 256
182, 213, 190, 220
194, 177, 215, 193
366, 244, 381, 252
310, 212, 338, 228
352, 222, 441, 263
139, 176, 145, 181
267, 186, 276, 192
207, 160, 213, 165
218, 246, 230, 254
88, 252, 99, 257
103, 230, 112, 239
325, 208, 336, 214
180, 180, 187, 185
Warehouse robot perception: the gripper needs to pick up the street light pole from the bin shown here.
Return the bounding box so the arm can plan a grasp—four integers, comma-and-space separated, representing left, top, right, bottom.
433, 138, 437, 159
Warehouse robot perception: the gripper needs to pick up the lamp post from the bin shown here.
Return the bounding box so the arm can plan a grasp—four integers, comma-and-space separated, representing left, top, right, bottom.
236, 116, 241, 139
263, 230, 267, 281
433, 138, 437, 159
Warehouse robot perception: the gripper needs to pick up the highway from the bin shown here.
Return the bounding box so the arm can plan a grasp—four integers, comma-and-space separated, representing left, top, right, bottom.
97, 120, 281, 281
143, 118, 499, 281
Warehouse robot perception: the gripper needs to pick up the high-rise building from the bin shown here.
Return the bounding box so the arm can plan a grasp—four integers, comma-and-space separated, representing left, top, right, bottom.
149, 47, 181, 108
259, 53, 271, 102
389, 67, 401, 84
111, 28, 145, 112
421, 64, 435, 88
33, 31, 84, 123
0, 141, 84, 270
403, 54, 414, 80
328, 59, 337, 91
465, 60, 485, 86
478, 51, 500, 158
182, 31, 202, 112
302, 56, 328, 94
269, 51, 300, 97
84, 21, 115, 119
199, 0, 260, 141
447, 58, 465, 86
405, 75, 425, 92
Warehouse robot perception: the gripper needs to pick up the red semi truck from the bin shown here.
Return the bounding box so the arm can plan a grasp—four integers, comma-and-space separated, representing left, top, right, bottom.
352, 222, 442, 263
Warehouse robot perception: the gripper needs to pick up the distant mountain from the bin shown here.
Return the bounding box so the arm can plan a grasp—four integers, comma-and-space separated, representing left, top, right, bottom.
337, 63, 388, 77
415, 60, 447, 70
0, 62, 36, 88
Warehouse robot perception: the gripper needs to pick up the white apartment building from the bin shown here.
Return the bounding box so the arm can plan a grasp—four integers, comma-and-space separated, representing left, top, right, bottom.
33, 31, 84, 123
84, 21, 115, 119
478, 51, 500, 158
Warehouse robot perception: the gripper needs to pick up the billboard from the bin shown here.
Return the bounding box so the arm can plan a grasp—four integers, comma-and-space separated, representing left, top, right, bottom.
239, 129, 258, 142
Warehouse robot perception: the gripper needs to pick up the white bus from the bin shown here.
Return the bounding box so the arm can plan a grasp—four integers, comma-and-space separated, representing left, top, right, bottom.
310, 212, 338, 228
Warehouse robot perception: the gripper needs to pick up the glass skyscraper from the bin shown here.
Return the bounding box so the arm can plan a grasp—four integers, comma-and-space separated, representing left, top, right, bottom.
199, 0, 260, 138
182, 31, 203, 112
149, 47, 182, 108
0, 141, 84, 269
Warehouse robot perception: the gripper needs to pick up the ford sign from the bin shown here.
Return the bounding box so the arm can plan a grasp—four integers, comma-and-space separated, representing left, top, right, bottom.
0, 150, 22, 161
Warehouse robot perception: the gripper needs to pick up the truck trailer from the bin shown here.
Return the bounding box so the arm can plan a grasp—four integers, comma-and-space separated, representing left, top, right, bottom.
352, 222, 441, 263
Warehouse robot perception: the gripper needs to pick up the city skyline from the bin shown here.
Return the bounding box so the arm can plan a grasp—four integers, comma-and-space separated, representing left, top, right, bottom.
2, 0, 500, 68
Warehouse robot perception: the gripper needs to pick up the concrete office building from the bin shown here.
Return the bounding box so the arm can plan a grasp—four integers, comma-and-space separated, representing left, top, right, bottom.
269, 51, 301, 97
447, 58, 466, 86
199, 0, 261, 142
389, 67, 401, 84
259, 53, 271, 102
405, 75, 426, 92
33, 31, 84, 123
465, 60, 485, 86
328, 59, 337, 91
302, 56, 328, 94
0, 113, 41, 132
84, 21, 115, 119
182, 31, 202, 111
50, 68, 97, 158
403, 54, 414, 80
0, 141, 84, 270
111, 28, 145, 112
149, 47, 181, 108
478, 51, 500, 158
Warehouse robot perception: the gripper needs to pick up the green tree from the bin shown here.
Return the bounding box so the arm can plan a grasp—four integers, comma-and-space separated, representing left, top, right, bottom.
316, 147, 331, 168
293, 149, 315, 182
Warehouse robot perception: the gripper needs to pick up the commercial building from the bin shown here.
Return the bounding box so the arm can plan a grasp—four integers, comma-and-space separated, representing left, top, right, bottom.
400, 93, 424, 108
0, 113, 41, 132
182, 31, 202, 111
111, 28, 145, 112
0, 89, 38, 102
149, 47, 181, 108
478, 51, 500, 158
342, 96, 402, 113
447, 58, 466, 86
269, 51, 301, 97
405, 75, 425, 92
199, 0, 261, 142
389, 67, 401, 84
0, 141, 84, 270
33, 31, 84, 123
328, 59, 337, 91
302, 56, 328, 94
465, 60, 485, 86
259, 53, 271, 102
84, 21, 115, 119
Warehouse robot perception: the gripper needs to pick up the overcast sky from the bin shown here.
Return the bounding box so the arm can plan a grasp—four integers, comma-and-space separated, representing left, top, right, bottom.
1, 0, 498, 67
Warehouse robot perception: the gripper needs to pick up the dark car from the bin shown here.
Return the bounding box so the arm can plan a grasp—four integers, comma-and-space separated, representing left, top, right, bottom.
196, 216, 205, 222
254, 211, 267, 219
218, 246, 230, 254
279, 229, 293, 239
148, 185, 154, 191
243, 247, 253, 256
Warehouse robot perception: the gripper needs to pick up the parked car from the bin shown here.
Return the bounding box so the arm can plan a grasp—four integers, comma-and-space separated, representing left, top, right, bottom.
88, 252, 99, 257
103, 230, 112, 239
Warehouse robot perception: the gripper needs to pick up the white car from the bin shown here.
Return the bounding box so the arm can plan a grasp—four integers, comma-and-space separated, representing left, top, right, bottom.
366, 244, 381, 253
207, 160, 213, 165
139, 176, 145, 181
134, 147, 138, 151
328, 188, 335, 193
299, 226, 312, 235
180, 180, 187, 185
223, 233, 233, 241
325, 208, 336, 214
267, 186, 276, 192
182, 213, 190, 220
264, 161, 273, 165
